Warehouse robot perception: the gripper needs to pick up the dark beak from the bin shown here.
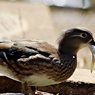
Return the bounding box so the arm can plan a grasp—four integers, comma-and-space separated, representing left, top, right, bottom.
89, 40, 95, 73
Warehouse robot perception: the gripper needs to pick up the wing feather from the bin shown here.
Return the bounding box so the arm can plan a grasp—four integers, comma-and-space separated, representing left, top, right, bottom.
0, 40, 59, 63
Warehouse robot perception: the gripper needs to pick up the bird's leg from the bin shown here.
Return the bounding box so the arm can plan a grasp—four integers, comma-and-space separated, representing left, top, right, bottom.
21, 83, 36, 95
30, 86, 36, 95
21, 82, 30, 95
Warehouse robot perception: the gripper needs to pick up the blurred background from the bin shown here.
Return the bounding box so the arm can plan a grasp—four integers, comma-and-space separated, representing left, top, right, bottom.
0, 0, 95, 70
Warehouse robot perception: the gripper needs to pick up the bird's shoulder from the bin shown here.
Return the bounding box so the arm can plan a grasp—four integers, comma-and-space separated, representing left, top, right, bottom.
0, 40, 59, 63
13, 40, 58, 57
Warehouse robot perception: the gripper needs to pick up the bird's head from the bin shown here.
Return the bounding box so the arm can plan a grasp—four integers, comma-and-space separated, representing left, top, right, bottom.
58, 28, 95, 72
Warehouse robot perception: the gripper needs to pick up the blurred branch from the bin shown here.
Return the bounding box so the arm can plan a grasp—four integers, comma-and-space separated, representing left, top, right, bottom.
0, 69, 95, 94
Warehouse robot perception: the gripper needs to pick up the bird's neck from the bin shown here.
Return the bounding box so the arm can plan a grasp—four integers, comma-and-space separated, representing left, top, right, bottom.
58, 45, 78, 66
58, 51, 77, 80
58, 51, 77, 66
58, 45, 79, 55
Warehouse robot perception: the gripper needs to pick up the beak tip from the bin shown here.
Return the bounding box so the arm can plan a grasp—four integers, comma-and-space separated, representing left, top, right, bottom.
89, 44, 95, 73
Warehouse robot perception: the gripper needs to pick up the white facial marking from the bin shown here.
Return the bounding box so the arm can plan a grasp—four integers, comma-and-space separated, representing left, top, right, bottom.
73, 56, 75, 58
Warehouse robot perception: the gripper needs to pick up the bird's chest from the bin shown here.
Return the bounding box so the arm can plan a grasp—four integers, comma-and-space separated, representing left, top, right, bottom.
21, 55, 77, 86
57, 54, 77, 81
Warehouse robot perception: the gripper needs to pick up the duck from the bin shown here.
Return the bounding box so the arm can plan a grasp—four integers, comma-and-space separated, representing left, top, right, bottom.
0, 28, 95, 94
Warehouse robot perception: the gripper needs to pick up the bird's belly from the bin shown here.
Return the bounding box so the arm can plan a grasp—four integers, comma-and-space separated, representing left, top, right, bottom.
0, 65, 20, 82
22, 75, 61, 86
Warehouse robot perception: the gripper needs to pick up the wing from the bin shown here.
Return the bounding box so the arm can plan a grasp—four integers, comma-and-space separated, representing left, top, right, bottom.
0, 40, 61, 82
0, 40, 60, 66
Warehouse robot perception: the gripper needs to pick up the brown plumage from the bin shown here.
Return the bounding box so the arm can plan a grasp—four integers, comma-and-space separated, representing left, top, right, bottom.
0, 28, 95, 88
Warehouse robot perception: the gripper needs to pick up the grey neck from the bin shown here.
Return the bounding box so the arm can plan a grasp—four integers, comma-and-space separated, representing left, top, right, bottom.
58, 51, 77, 72
58, 51, 77, 80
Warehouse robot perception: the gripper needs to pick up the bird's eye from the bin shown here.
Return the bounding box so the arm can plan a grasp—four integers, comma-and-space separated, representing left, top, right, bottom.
81, 33, 87, 38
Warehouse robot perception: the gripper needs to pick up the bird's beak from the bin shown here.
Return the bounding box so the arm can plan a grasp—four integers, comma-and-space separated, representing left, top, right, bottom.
89, 39, 95, 73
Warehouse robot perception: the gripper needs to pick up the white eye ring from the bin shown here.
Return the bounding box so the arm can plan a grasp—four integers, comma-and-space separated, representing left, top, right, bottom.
81, 33, 87, 38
